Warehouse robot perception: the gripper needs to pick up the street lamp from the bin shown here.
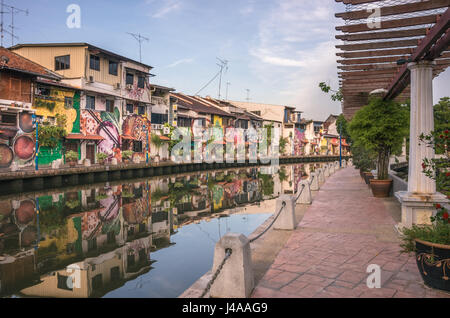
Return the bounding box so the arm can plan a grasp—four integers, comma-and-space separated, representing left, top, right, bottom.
32, 113, 39, 171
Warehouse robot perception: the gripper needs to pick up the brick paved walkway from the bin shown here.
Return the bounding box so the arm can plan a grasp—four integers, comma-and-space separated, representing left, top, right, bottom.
252, 167, 450, 298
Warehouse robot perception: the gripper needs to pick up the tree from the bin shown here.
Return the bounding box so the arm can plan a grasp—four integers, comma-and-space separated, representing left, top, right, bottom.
319, 82, 343, 102
433, 97, 450, 155
348, 97, 409, 180
336, 114, 351, 144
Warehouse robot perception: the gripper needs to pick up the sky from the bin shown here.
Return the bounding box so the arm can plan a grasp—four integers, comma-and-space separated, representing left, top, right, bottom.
5, 0, 450, 121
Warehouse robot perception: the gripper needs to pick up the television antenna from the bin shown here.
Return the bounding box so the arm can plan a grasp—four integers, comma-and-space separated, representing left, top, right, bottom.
225, 82, 231, 101
216, 57, 228, 100
246, 89, 251, 101
0, 1, 28, 47
127, 32, 149, 63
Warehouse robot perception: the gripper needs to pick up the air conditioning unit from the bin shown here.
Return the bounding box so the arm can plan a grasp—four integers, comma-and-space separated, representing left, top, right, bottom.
126, 84, 133, 90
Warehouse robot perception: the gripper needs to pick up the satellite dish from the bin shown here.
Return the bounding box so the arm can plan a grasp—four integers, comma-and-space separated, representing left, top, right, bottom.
1, 56, 10, 64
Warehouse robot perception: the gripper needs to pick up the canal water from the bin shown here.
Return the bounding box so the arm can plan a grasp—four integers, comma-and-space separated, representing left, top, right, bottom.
0, 163, 324, 298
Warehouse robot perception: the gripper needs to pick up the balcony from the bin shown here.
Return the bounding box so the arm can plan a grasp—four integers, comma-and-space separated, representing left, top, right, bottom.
151, 96, 168, 106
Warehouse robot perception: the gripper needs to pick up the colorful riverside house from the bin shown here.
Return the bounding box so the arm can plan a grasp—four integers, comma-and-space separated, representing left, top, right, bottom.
33, 79, 81, 165
0, 47, 61, 170
10, 43, 154, 164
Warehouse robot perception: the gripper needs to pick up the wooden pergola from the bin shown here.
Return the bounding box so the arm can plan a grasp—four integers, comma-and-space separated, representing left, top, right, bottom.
335, 0, 450, 118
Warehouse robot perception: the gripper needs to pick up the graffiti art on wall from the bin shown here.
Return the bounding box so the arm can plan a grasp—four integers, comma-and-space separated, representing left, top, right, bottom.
294, 129, 305, 157
0, 112, 36, 168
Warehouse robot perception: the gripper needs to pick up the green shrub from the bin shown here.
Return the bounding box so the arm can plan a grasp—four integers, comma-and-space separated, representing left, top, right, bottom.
65, 150, 78, 162
96, 152, 108, 162
122, 150, 134, 160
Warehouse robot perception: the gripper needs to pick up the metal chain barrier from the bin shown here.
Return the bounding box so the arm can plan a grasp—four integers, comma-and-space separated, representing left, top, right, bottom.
295, 183, 306, 202
249, 201, 286, 244
200, 248, 232, 298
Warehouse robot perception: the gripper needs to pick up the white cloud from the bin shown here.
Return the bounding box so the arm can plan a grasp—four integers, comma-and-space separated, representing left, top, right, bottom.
248, 0, 342, 120
151, 0, 181, 18
167, 58, 194, 68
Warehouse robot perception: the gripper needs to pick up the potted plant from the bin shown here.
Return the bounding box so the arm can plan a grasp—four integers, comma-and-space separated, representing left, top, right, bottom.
122, 150, 134, 163
348, 97, 409, 197
65, 150, 79, 167
151, 133, 163, 164
400, 205, 450, 292
96, 152, 108, 165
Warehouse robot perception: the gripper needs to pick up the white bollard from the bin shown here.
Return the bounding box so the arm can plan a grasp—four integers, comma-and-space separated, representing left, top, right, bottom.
274, 195, 296, 230
348, 158, 353, 166
324, 164, 330, 177
111, 158, 118, 165
309, 172, 320, 191
296, 180, 312, 205
335, 161, 340, 170
317, 168, 325, 184
329, 162, 335, 174
342, 159, 347, 168
210, 233, 254, 298
83, 159, 91, 167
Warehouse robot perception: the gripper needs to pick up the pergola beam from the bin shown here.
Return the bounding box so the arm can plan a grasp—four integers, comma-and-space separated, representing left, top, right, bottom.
336, 28, 428, 42
336, 48, 414, 58
336, 14, 439, 33
385, 8, 450, 100
335, 0, 450, 21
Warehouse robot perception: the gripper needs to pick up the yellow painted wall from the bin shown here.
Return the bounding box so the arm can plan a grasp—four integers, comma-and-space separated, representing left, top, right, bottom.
12, 46, 87, 78
34, 87, 78, 133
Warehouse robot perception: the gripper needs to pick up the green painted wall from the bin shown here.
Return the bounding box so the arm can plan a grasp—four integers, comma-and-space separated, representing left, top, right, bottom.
38, 141, 63, 165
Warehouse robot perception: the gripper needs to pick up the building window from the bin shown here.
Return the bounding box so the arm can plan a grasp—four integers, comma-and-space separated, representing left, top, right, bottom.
137, 76, 145, 89
86, 95, 95, 110
126, 104, 134, 114
137, 105, 145, 115
106, 100, 114, 113
109, 61, 118, 76
88, 238, 97, 251
0, 113, 17, 125
133, 140, 143, 153
251, 111, 261, 116
55, 55, 70, 71
90, 55, 100, 71
126, 73, 134, 85
151, 113, 168, 125
64, 97, 74, 109
57, 274, 73, 291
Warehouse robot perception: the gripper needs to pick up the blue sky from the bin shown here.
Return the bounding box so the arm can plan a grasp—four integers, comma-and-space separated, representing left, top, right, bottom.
7, 0, 450, 120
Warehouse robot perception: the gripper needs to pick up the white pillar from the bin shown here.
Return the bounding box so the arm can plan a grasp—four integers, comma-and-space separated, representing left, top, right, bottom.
395, 61, 448, 229
407, 61, 436, 194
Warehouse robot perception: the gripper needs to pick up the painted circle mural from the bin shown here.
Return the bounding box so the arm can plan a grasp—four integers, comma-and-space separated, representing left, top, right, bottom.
0, 144, 14, 168
15, 200, 36, 225
13, 135, 35, 161
19, 112, 34, 133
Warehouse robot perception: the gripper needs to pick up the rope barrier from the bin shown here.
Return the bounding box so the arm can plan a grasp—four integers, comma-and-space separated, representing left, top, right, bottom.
200, 248, 232, 298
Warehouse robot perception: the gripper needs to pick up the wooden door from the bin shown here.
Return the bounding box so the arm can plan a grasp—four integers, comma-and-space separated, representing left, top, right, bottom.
86, 144, 95, 163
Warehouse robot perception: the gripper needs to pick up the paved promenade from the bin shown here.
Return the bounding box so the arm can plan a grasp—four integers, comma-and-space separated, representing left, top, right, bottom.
252, 167, 450, 298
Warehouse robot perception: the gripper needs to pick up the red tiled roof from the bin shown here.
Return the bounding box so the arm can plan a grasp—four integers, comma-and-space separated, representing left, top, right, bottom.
0, 47, 60, 79
66, 134, 104, 141
171, 93, 233, 117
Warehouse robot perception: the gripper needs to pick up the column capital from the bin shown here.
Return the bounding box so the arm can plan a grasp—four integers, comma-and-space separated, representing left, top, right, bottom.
407, 60, 436, 71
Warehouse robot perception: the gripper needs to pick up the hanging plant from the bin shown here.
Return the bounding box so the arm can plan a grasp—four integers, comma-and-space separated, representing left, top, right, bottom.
35, 98, 57, 112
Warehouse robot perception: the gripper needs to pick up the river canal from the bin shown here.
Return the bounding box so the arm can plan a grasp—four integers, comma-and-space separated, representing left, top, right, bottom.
0, 163, 325, 298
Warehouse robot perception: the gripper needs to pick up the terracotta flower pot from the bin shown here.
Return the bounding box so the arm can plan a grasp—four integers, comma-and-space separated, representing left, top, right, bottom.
369, 179, 392, 198
415, 239, 450, 292
69, 161, 76, 167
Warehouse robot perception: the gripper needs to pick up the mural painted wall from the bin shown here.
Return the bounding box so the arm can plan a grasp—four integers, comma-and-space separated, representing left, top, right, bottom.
79, 107, 151, 162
